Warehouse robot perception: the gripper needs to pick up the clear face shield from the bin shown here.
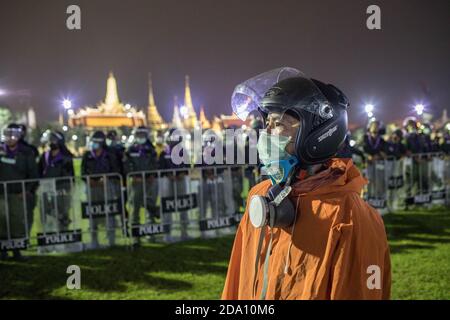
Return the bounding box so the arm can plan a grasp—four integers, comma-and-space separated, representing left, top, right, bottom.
2, 128, 22, 145
231, 67, 334, 122
231, 67, 303, 121
134, 128, 149, 145
40, 129, 51, 145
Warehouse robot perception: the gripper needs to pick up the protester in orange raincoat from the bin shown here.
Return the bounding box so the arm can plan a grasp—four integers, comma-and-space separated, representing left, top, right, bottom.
223, 68, 391, 300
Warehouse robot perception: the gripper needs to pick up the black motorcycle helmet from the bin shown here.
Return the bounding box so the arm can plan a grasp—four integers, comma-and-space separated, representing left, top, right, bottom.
91, 130, 106, 148
106, 130, 118, 141
49, 131, 65, 148
7, 123, 25, 140
258, 77, 349, 168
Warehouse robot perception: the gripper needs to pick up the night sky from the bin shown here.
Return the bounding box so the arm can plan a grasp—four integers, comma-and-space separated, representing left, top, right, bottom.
0, 0, 449, 126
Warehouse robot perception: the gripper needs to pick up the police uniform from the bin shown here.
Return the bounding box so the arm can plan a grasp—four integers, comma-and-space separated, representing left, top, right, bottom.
363, 133, 387, 199
199, 143, 227, 223
158, 144, 191, 241
124, 141, 159, 240
0, 143, 39, 255
81, 147, 121, 247
384, 139, 407, 210
38, 149, 74, 231
404, 131, 429, 199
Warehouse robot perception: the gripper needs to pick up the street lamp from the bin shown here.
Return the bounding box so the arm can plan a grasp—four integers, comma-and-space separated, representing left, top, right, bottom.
62, 99, 72, 110
364, 104, 374, 114
414, 104, 424, 116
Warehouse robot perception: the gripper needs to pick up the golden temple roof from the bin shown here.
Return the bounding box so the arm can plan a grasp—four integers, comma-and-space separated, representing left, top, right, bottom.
147, 73, 166, 130
183, 75, 198, 129
68, 72, 146, 128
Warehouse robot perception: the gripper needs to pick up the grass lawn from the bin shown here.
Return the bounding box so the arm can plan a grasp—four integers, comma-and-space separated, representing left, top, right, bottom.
1, 207, 449, 300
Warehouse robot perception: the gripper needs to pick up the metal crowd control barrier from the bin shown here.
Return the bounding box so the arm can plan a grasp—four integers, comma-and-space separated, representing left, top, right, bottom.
0, 173, 127, 254
125, 165, 259, 244
363, 152, 449, 212
1, 154, 447, 254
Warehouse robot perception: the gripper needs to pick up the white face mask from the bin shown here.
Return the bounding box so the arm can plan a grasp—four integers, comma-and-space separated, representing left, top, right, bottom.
257, 131, 292, 166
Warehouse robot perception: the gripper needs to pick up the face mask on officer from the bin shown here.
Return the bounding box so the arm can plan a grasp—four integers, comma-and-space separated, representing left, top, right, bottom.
135, 135, 147, 145
106, 138, 113, 146
49, 141, 59, 151
90, 141, 102, 151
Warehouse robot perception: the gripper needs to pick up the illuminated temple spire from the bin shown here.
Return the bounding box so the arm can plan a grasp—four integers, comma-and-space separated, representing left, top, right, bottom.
183, 75, 198, 129
146, 73, 165, 130
99, 71, 126, 114
105, 72, 120, 106
199, 106, 211, 129
172, 96, 183, 129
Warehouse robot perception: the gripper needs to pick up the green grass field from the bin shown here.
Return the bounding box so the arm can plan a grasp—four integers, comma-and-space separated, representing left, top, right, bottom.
1, 207, 449, 300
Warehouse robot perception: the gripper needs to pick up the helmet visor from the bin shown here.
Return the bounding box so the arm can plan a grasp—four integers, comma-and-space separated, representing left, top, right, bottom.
2, 128, 22, 142
231, 67, 303, 120
231, 67, 334, 121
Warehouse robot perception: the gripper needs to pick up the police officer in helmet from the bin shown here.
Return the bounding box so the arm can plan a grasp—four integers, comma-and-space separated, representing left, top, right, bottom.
0, 126, 39, 260
222, 67, 391, 300
81, 131, 121, 249
38, 130, 74, 233
124, 126, 159, 247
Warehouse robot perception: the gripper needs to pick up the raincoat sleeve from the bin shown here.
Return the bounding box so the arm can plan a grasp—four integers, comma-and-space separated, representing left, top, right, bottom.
221, 222, 244, 299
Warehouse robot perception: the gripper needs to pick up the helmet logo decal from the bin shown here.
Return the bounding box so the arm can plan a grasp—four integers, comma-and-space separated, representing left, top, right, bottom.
317, 125, 338, 142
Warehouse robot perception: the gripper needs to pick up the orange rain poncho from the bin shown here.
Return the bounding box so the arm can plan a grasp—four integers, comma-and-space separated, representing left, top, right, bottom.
222, 158, 391, 300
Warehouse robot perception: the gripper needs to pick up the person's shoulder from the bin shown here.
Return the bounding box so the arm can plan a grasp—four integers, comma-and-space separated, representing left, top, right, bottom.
248, 179, 272, 197
81, 150, 92, 160
18, 144, 35, 157
127, 144, 138, 152
105, 148, 119, 159
339, 192, 386, 227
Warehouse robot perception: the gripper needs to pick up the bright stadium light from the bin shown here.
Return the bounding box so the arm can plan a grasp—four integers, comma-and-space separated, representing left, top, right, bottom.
415, 104, 424, 116
364, 104, 374, 114
62, 99, 72, 110
367, 111, 374, 118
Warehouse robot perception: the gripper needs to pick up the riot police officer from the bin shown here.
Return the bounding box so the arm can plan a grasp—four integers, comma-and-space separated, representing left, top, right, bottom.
403, 117, 429, 199
0, 126, 39, 260
38, 130, 74, 232
8, 123, 39, 159
106, 130, 126, 176
81, 131, 121, 249
158, 128, 191, 242
7, 123, 39, 233
384, 129, 407, 210
363, 120, 387, 199
123, 126, 159, 247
